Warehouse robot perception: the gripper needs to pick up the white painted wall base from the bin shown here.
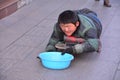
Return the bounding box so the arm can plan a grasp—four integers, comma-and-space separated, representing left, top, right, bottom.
17, 0, 32, 8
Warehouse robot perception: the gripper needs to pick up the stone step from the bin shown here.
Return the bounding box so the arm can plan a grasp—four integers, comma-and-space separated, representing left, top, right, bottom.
0, 0, 18, 19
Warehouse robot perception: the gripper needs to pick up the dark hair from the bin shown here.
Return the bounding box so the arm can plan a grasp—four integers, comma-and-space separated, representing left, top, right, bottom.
58, 10, 79, 25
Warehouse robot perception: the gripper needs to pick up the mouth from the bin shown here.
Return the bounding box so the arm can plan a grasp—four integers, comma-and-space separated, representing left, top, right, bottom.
65, 32, 72, 36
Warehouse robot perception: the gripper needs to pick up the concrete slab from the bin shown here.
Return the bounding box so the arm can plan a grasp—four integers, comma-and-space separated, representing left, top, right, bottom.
0, 44, 35, 60
118, 63, 120, 70
0, 0, 120, 80
0, 58, 18, 73
114, 71, 120, 80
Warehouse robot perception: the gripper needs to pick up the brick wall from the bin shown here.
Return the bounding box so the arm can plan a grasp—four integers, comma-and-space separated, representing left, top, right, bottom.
0, 0, 32, 19
0, 0, 18, 19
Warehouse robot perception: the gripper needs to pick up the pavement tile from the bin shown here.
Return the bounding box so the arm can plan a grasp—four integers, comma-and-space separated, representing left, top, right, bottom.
0, 14, 25, 27
4, 68, 42, 80
25, 19, 54, 37
0, 44, 35, 60
0, 23, 9, 32
117, 61, 120, 70
2, 48, 46, 80
0, 28, 21, 52
13, 35, 45, 48
99, 38, 120, 64
0, 58, 18, 73
13, 19, 54, 48
99, 11, 120, 64
0, 73, 6, 80
114, 71, 120, 80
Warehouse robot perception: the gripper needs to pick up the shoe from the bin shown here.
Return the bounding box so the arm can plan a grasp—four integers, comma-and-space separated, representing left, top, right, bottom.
104, 1, 111, 7
95, 0, 100, 1
97, 40, 102, 53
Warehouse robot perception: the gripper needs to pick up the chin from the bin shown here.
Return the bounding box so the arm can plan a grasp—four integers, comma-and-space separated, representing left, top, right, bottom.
65, 34, 72, 36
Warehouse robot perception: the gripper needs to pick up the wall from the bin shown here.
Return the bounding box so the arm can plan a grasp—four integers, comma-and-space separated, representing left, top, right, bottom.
17, 0, 32, 8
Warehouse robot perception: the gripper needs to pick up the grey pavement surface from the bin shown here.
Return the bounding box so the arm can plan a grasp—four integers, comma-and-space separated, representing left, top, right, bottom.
0, 0, 120, 80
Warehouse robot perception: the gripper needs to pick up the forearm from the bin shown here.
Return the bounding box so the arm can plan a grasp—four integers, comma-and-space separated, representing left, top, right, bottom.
74, 39, 99, 54
45, 38, 58, 51
46, 40, 65, 52
46, 44, 56, 51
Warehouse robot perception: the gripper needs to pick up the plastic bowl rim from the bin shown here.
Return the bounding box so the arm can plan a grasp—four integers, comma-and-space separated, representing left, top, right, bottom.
39, 52, 74, 61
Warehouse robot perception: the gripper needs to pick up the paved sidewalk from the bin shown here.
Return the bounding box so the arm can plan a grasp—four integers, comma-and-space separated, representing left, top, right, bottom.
0, 0, 120, 80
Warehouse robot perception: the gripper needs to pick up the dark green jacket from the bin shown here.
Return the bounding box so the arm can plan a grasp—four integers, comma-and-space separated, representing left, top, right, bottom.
46, 8, 102, 54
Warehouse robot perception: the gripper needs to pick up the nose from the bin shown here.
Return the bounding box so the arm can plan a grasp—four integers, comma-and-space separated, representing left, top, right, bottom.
64, 27, 69, 32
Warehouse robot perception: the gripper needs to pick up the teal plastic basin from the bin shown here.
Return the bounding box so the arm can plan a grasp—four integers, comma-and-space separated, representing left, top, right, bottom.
38, 52, 74, 69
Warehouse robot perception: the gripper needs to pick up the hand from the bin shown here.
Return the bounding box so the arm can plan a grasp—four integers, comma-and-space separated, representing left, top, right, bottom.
55, 43, 67, 50
61, 47, 73, 55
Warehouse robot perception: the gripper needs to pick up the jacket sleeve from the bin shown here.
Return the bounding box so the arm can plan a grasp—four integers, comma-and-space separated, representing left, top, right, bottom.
74, 28, 99, 54
74, 8, 97, 17
73, 13, 101, 54
46, 23, 64, 51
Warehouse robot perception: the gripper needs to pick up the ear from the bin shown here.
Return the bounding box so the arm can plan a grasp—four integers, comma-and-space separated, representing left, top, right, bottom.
76, 21, 79, 27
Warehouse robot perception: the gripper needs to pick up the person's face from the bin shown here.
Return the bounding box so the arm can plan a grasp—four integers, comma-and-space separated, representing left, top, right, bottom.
60, 21, 79, 36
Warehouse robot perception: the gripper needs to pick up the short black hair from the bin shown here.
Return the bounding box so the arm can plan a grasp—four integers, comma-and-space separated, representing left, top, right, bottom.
58, 10, 79, 25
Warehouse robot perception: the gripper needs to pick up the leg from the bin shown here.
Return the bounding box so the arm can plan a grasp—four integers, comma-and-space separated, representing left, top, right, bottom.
104, 0, 111, 7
